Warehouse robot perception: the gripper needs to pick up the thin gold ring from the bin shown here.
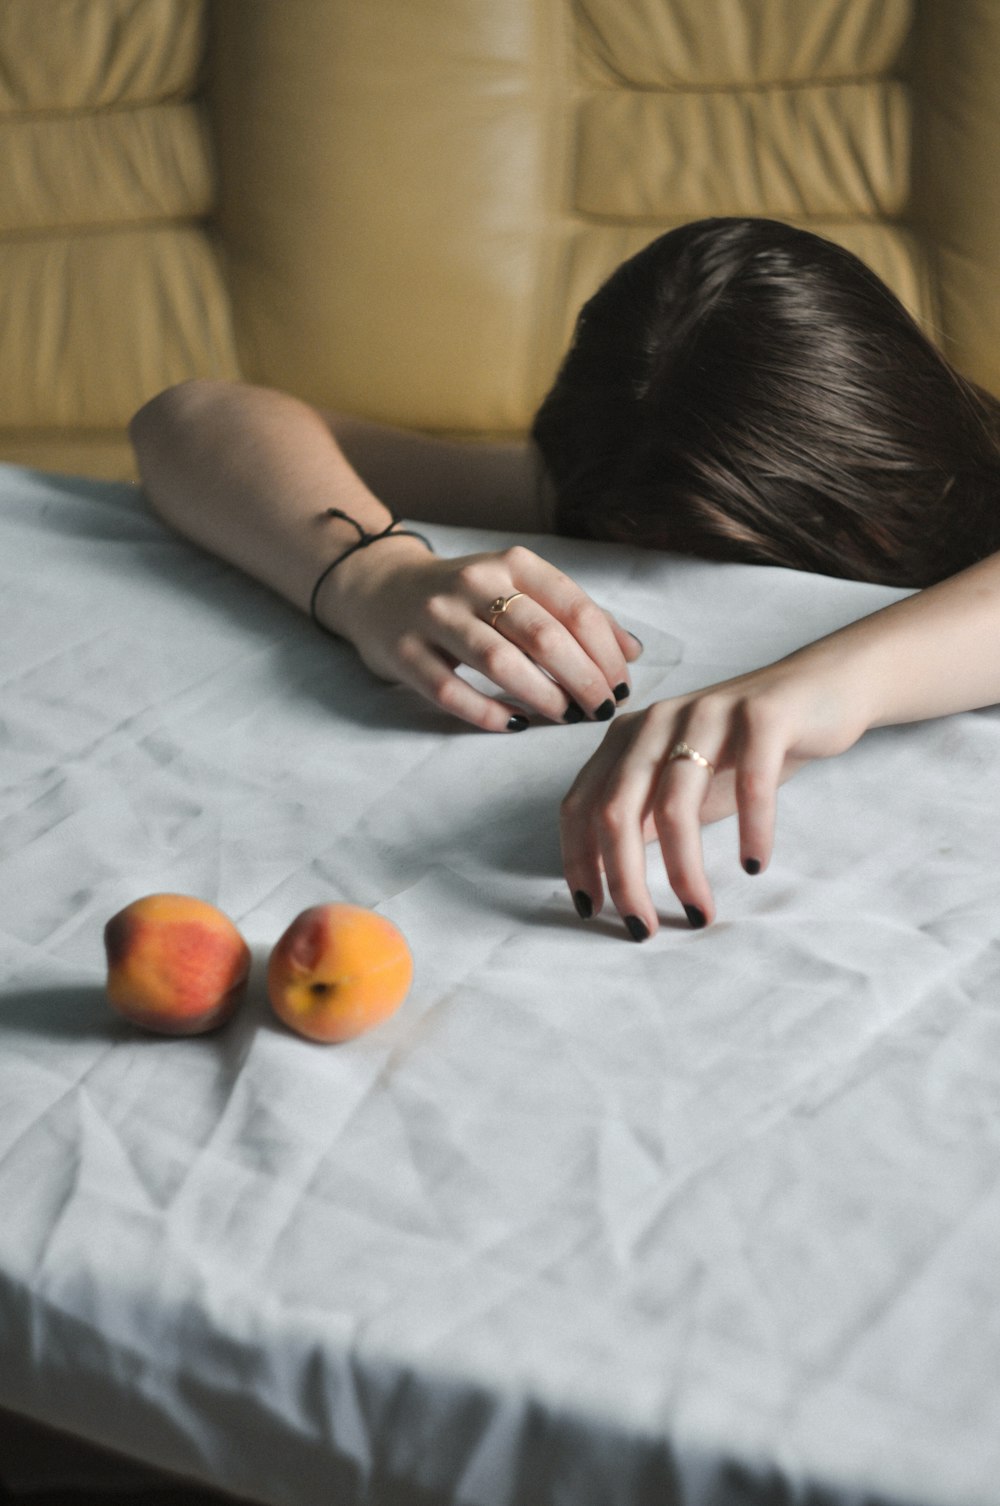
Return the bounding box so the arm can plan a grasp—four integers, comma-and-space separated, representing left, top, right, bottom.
667, 741, 716, 776
488, 592, 525, 628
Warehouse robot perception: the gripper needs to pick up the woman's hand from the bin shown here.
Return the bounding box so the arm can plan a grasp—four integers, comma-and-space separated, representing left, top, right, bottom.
560, 642, 873, 937
131, 382, 643, 733
320, 538, 643, 732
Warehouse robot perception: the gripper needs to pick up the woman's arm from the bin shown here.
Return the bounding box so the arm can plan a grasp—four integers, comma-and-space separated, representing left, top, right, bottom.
130, 380, 639, 732
561, 549, 1000, 938
325, 412, 555, 534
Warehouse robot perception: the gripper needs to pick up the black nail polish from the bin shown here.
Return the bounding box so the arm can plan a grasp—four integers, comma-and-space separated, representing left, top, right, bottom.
743, 857, 761, 875
624, 915, 649, 942
506, 714, 529, 732
573, 890, 593, 920
613, 682, 630, 702
594, 699, 615, 721
684, 904, 707, 929
563, 700, 585, 724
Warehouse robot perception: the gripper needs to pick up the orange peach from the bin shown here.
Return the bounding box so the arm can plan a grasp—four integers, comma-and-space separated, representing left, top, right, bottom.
267, 903, 413, 1043
104, 893, 251, 1035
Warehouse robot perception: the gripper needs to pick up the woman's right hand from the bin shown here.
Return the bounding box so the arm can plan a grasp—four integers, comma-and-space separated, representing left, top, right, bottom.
319, 538, 643, 732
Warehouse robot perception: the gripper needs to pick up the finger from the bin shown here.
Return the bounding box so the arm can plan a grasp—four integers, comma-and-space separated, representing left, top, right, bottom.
495, 597, 619, 719
503, 546, 633, 707
395, 638, 531, 733
559, 774, 606, 923
733, 712, 787, 875
491, 592, 621, 721
425, 574, 613, 724
651, 717, 726, 927
432, 614, 583, 725
588, 712, 676, 938
560, 719, 641, 920
608, 618, 644, 664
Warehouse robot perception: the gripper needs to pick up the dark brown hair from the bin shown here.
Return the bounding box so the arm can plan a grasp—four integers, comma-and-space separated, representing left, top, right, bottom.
532, 217, 1000, 587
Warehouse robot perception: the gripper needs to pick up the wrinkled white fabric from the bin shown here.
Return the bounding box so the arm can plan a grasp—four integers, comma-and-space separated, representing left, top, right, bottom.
2, 464, 1000, 1506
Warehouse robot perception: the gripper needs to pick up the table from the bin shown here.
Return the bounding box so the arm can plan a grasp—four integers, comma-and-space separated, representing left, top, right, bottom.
2, 463, 999, 1506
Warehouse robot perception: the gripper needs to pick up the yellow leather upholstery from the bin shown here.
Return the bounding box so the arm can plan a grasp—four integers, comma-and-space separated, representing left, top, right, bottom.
910, 1, 1000, 399
0, 0, 239, 477
2, 0, 999, 478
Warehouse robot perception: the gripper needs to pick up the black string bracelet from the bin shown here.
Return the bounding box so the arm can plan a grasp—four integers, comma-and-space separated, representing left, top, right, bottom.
309, 507, 434, 637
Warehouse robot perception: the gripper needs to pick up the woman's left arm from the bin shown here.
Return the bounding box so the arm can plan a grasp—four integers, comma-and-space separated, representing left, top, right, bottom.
561, 550, 1000, 939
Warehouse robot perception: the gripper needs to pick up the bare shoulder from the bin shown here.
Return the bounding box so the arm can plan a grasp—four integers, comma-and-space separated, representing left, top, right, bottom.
322, 411, 553, 534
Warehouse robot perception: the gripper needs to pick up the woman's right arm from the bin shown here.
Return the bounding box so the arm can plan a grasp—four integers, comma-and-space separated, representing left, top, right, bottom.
130, 380, 640, 731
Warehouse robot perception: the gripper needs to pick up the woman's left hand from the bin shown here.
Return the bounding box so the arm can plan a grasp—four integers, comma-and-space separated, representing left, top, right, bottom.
559, 645, 873, 937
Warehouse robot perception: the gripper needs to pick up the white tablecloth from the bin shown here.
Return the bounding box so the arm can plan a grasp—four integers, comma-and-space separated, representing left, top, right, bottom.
2, 463, 1000, 1506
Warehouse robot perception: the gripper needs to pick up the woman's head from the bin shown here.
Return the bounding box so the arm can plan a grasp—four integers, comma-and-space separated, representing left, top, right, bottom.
532, 217, 1000, 586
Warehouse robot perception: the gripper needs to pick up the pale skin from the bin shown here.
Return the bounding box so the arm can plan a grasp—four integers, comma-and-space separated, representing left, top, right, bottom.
131, 379, 1000, 940
130, 380, 640, 734
562, 551, 1000, 937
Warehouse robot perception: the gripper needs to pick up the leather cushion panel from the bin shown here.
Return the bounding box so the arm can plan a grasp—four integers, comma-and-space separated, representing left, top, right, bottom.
574, 0, 913, 89
0, 228, 239, 429
576, 82, 910, 222
0, 0, 205, 114
0, 104, 214, 234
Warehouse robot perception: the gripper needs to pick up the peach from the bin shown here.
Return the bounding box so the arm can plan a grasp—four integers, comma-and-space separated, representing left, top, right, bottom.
267, 903, 413, 1043
104, 893, 251, 1035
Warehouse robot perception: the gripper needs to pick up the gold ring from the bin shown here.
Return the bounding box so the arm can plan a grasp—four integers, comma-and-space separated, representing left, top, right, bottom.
488, 592, 525, 628
667, 741, 716, 776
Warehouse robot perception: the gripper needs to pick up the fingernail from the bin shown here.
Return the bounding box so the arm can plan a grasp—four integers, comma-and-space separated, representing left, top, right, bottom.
506, 714, 529, 732
684, 904, 707, 929
613, 682, 630, 702
624, 915, 649, 942
629, 633, 644, 652
743, 857, 761, 875
593, 699, 615, 721
573, 890, 593, 920
563, 700, 585, 724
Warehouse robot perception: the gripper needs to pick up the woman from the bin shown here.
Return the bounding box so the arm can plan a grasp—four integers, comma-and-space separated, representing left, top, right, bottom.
131, 218, 1000, 940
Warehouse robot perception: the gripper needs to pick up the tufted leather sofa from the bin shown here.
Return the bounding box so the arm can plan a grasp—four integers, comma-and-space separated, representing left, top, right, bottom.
3, 0, 999, 481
